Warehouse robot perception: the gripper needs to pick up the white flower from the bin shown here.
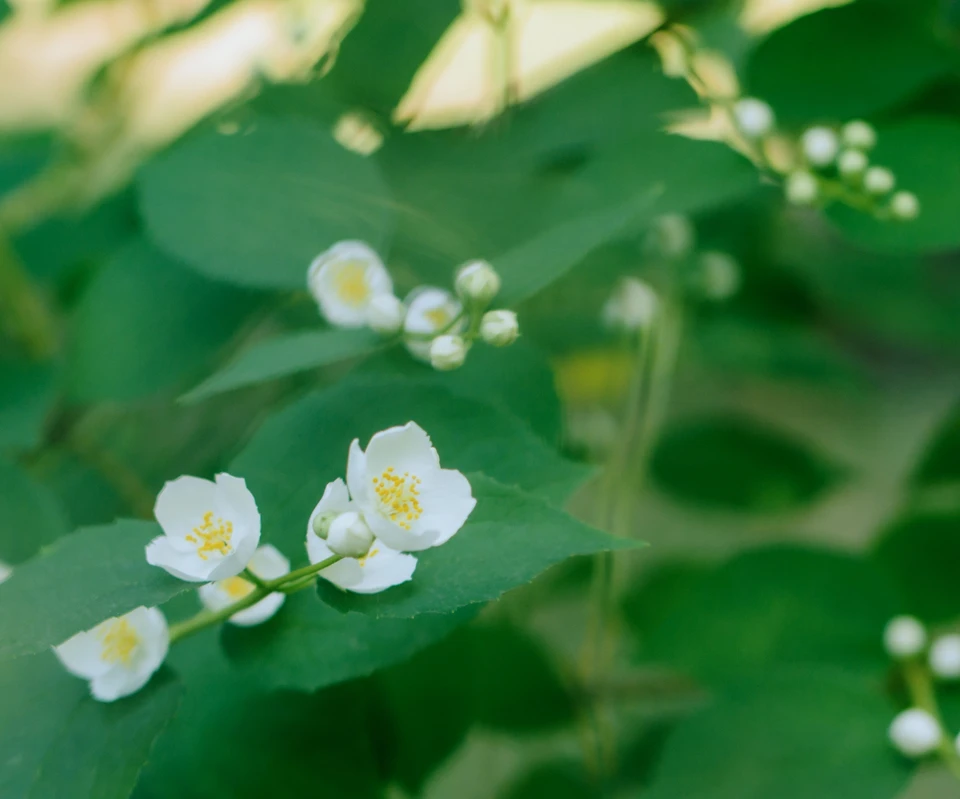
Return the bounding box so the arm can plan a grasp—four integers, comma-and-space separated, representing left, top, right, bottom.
326, 511, 375, 558
801, 126, 839, 167
889, 708, 941, 758
403, 287, 464, 361
645, 214, 694, 259
842, 120, 876, 150
837, 149, 868, 179
884, 615, 926, 658
697, 251, 740, 301
346, 422, 476, 552
602, 277, 657, 331
147, 473, 261, 582
366, 293, 405, 335
480, 309, 519, 347
54, 606, 168, 702
864, 166, 895, 195
430, 334, 468, 371
930, 635, 960, 679
307, 241, 393, 328
785, 171, 818, 205
197, 544, 289, 627
455, 260, 501, 305
333, 111, 384, 156
890, 191, 919, 220
733, 97, 774, 139
0, 559, 11, 585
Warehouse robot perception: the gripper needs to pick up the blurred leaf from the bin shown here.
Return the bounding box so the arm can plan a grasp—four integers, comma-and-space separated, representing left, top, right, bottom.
0, 459, 68, 564
181, 328, 381, 403
912, 402, 960, 487
746, 4, 952, 123
0, 652, 180, 799
651, 415, 839, 512
139, 119, 395, 289
66, 239, 256, 402
0, 357, 56, 452
643, 672, 910, 799
0, 519, 186, 661
643, 546, 897, 683
501, 761, 596, 799
873, 513, 960, 622
318, 475, 640, 618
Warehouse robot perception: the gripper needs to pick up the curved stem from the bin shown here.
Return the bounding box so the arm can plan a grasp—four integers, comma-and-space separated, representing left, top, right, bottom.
903, 659, 960, 782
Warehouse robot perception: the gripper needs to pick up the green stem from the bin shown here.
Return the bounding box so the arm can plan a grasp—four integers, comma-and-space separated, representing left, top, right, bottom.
903, 658, 960, 782
241, 567, 270, 591
0, 233, 58, 358
402, 310, 466, 341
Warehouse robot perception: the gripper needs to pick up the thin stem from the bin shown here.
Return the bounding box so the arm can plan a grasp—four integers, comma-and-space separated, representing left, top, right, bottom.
0, 233, 58, 358
401, 310, 466, 341
903, 658, 960, 782
270, 553, 343, 588
241, 567, 270, 591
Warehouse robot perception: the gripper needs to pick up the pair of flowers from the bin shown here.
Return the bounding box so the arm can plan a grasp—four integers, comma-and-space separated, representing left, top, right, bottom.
53, 422, 476, 702
307, 240, 519, 370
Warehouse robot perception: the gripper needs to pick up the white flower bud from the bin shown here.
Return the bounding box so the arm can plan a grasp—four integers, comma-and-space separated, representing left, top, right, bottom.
785, 171, 818, 205
884, 615, 927, 658
733, 97, 774, 139
455, 260, 501, 305
333, 111, 384, 156
479, 309, 519, 347
366, 293, 405, 335
311, 510, 339, 540
429, 334, 468, 371
697, 251, 740, 301
801, 126, 839, 167
326, 511, 375, 558
842, 120, 876, 151
890, 191, 919, 220
930, 635, 960, 679
864, 166, 895, 195
837, 149, 868, 179
645, 214, 694, 260
602, 277, 657, 331
889, 708, 941, 758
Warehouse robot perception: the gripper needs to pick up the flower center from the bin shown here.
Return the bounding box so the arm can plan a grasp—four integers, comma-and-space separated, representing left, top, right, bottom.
99, 618, 139, 665
185, 510, 234, 560
358, 548, 380, 567
372, 467, 423, 530
333, 262, 371, 305
221, 575, 254, 599
424, 307, 450, 329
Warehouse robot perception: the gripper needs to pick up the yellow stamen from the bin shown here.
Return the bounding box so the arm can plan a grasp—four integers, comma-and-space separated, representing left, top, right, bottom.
333, 261, 371, 305
220, 576, 254, 599
184, 510, 234, 560
372, 468, 423, 531
358, 548, 379, 567
424, 307, 450, 328
99, 618, 139, 665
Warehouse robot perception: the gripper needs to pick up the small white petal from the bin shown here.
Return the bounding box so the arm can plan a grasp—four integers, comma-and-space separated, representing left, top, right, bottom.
346, 440, 368, 505
733, 97, 774, 139
402, 287, 464, 361
307, 241, 392, 328
930, 635, 960, 679
316, 539, 417, 594
802, 126, 839, 167
890, 708, 941, 757
326, 511, 375, 558
884, 615, 926, 658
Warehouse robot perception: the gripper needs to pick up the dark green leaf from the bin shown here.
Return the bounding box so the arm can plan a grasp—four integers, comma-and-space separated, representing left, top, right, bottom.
911, 402, 960, 488
0, 459, 68, 564
0, 358, 56, 452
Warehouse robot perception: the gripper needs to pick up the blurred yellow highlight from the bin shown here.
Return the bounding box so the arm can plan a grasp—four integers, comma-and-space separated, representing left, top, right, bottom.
554, 349, 633, 405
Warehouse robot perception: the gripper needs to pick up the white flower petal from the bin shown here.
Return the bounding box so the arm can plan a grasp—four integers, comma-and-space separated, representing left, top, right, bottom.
146, 536, 219, 582
413, 468, 477, 547
402, 287, 463, 361
307, 240, 393, 327
153, 476, 217, 538
197, 544, 290, 626
306, 525, 335, 565
318, 540, 417, 594
54, 625, 115, 680
229, 592, 286, 626
346, 440, 367, 504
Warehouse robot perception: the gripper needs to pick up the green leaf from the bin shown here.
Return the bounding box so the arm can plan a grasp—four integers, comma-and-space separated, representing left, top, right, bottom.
0, 459, 68, 564
643, 672, 910, 799
0, 358, 56, 452
501, 762, 595, 799
0, 520, 188, 661
828, 120, 960, 254
642, 546, 897, 683
180, 328, 381, 403
318, 475, 640, 618
0, 652, 180, 799
66, 239, 256, 402
139, 118, 394, 288
650, 415, 839, 513
221, 591, 473, 692
746, 4, 951, 123
912, 402, 960, 487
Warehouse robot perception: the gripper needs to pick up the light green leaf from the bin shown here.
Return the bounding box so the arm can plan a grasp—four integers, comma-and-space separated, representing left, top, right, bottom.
0, 520, 188, 661
318, 475, 641, 618
0, 652, 180, 799
0, 459, 68, 564
643, 672, 910, 799
0, 358, 56, 452
139, 118, 395, 288
181, 328, 381, 403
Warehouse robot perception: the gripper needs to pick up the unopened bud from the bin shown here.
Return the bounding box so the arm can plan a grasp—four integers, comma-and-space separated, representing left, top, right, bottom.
311, 511, 339, 540
733, 97, 774, 139
890, 191, 919, 220
785, 171, 818, 205
930, 634, 960, 678
842, 120, 876, 151
837, 149, 868, 179
889, 708, 941, 758
429, 334, 467, 370
884, 615, 926, 658
645, 214, 695, 260
366, 293, 405, 335
602, 277, 657, 331
326, 511, 375, 558
801, 126, 839, 167
480, 310, 519, 347
455, 260, 501, 305
864, 166, 895, 195
697, 251, 740, 301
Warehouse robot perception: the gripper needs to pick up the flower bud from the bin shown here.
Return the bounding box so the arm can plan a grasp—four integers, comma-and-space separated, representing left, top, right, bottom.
455, 260, 501, 305
697, 251, 740, 301
842, 120, 876, 151
801, 126, 839, 167
429, 334, 468, 370
837, 149, 868, 179
785, 171, 818, 205
889, 708, 941, 758
645, 214, 694, 260
311, 510, 339, 540
733, 97, 774, 139
602, 277, 657, 331
366, 293, 405, 335
864, 166, 895, 195
890, 191, 919, 220
930, 634, 960, 679
884, 615, 926, 658
326, 511, 375, 558
480, 310, 519, 347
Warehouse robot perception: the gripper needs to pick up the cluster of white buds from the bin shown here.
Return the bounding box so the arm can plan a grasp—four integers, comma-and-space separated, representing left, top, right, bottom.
52, 423, 475, 702
307, 242, 519, 372
883, 616, 960, 760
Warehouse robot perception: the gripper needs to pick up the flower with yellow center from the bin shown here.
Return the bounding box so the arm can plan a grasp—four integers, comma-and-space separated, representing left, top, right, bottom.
146, 473, 261, 582
402, 286, 464, 361
197, 544, 290, 626
54, 606, 168, 702
307, 240, 394, 327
